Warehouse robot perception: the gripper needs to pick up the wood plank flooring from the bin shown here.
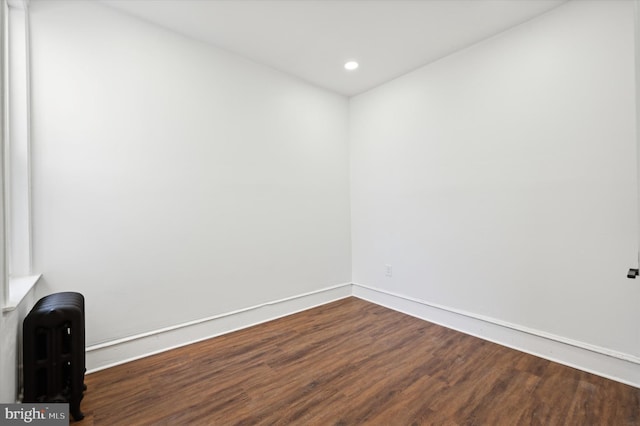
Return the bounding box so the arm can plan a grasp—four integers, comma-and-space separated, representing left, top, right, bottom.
75, 297, 640, 425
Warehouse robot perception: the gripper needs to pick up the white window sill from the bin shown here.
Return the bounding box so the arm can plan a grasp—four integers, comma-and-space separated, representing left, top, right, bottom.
2, 274, 42, 313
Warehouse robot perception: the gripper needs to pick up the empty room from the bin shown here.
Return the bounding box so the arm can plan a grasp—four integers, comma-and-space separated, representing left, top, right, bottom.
1, 0, 640, 424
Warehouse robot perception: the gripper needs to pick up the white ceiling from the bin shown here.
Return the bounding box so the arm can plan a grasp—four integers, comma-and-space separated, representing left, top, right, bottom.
100, 0, 568, 97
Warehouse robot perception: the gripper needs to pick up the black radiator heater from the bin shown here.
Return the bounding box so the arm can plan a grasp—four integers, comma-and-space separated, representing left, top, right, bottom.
23, 292, 86, 421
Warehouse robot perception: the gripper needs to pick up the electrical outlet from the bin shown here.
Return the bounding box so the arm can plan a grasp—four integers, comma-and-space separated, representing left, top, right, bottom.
385, 264, 393, 277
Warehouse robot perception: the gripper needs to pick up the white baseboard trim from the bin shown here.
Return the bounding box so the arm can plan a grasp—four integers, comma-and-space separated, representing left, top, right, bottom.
352, 283, 640, 389
86, 283, 352, 373
86, 282, 640, 389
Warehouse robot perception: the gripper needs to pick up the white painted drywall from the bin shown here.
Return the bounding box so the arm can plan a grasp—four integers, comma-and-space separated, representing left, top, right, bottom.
350, 0, 640, 359
28, 0, 351, 347
0, 314, 17, 403
0, 290, 36, 403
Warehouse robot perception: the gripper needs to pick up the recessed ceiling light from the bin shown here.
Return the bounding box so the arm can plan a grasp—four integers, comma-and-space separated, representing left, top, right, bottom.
344, 61, 359, 71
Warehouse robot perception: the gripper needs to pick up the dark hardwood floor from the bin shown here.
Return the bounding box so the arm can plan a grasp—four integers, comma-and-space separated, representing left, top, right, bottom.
75, 297, 640, 425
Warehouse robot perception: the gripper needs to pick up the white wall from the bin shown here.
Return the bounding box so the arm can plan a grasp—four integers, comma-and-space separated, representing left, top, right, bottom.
351, 0, 640, 367
0, 291, 37, 403
0, 315, 17, 403
29, 0, 351, 352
